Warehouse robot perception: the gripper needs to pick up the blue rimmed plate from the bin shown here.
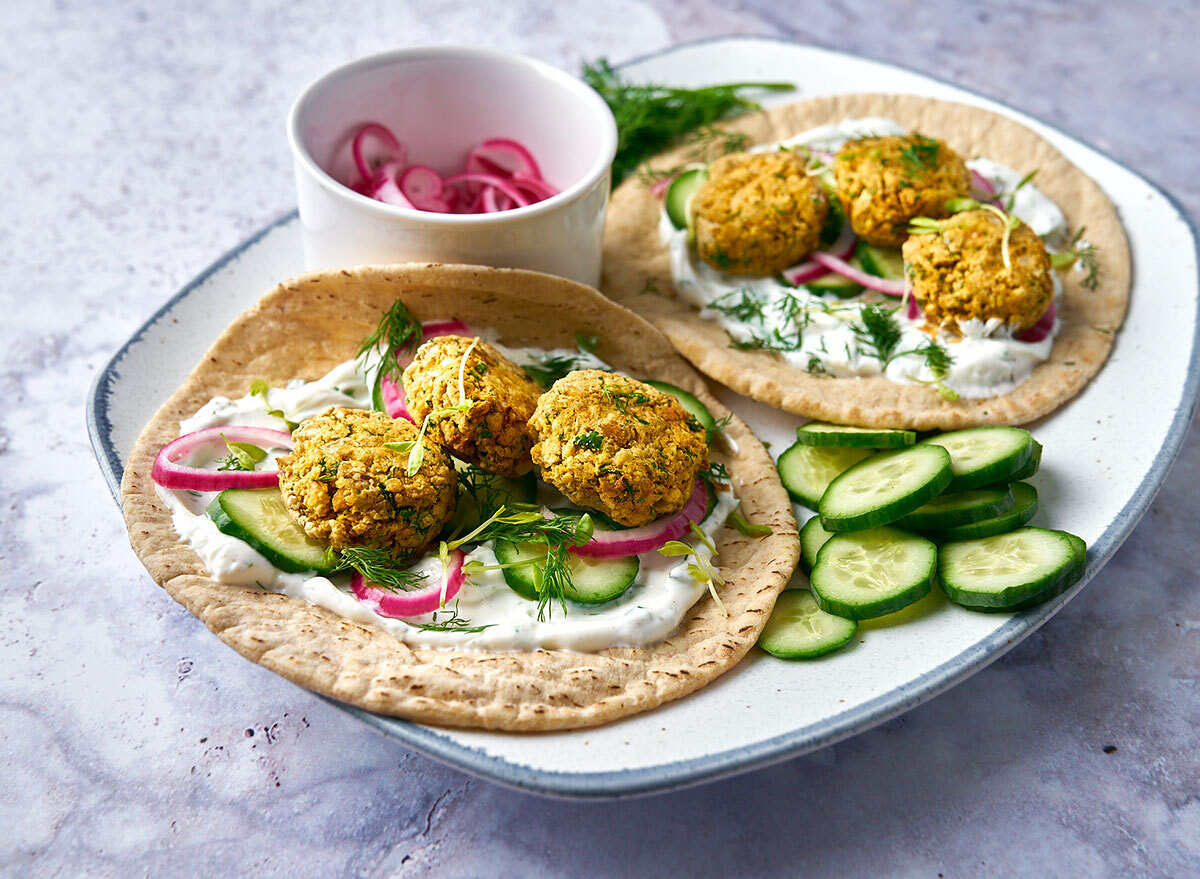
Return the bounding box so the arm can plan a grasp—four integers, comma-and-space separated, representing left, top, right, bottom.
88, 36, 1200, 799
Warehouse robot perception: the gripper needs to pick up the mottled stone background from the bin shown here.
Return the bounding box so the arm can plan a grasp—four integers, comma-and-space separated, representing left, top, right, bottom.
2, 1, 1197, 876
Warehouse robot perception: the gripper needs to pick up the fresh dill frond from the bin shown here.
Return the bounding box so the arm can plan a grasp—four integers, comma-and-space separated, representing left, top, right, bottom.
806, 355, 831, 377
687, 125, 751, 160
707, 412, 733, 443
358, 298, 423, 387
522, 333, 603, 388
1050, 226, 1101, 290
334, 546, 428, 594
708, 287, 768, 322
916, 340, 954, 378
851, 303, 902, 364
413, 600, 493, 633
581, 58, 794, 187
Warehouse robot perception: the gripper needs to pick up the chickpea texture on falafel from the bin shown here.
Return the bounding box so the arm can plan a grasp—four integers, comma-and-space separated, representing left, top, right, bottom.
277, 407, 457, 556
691, 151, 829, 276
903, 209, 1054, 333
835, 134, 971, 247
402, 335, 541, 478
529, 370, 709, 527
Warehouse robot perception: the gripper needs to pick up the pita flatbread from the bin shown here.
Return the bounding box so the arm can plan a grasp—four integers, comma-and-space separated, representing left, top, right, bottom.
121, 264, 798, 731
602, 94, 1130, 429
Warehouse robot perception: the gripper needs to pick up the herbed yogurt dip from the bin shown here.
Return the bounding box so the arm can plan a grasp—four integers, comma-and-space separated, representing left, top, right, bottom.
662, 117, 1072, 399
155, 341, 737, 653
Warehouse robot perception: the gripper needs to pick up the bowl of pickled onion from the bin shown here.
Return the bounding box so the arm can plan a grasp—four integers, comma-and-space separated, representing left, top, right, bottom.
288, 46, 617, 286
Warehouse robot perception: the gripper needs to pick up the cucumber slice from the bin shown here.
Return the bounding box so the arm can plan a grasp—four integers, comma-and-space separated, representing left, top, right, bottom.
665, 168, 706, 231
645, 380, 715, 431
810, 526, 936, 619
980, 529, 1087, 613
926, 482, 1038, 541
920, 427, 1033, 491
759, 589, 858, 659
777, 442, 874, 510
856, 242, 905, 281
206, 488, 335, 574
1006, 439, 1043, 483
938, 527, 1079, 611
819, 444, 953, 532
494, 540, 639, 605
804, 255, 866, 298
897, 484, 1015, 531
799, 515, 834, 574
795, 421, 916, 449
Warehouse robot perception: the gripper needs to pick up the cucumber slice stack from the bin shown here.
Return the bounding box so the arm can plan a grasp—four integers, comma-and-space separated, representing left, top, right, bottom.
763, 422, 1088, 660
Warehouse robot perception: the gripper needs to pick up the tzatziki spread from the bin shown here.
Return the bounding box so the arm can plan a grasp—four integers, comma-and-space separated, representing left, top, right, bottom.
156, 342, 737, 653
662, 117, 1071, 399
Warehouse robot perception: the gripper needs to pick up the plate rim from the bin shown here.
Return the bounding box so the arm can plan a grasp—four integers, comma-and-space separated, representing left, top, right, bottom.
88, 35, 1200, 799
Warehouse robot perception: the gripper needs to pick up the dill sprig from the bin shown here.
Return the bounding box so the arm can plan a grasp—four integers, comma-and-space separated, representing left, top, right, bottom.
414, 600, 494, 634
333, 546, 429, 594
522, 332, 604, 388
442, 506, 594, 621
582, 59, 794, 187
358, 298, 423, 392
1049, 226, 1101, 290
900, 135, 940, 173
851, 303, 902, 363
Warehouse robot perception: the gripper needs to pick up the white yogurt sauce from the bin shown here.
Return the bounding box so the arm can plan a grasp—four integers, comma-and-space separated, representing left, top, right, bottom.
157, 343, 738, 652
663, 118, 1069, 399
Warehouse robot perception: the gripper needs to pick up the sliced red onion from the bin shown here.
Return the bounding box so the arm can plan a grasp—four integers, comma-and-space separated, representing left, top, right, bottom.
378, 320, 474, 421
151, 427, 294, 491
466, 138, 543, 181
351, 549, 465, 618
782, 223, 858, 286
906, 294, 922, 321
809, 251, 908, 297
571, 481, 708, 559
1014, 301, 1057, 342
970, 169, 1003, 207
352, 123, 404, 183
369, 161, 415, 209
399, 165, 448, 211
510, 173, 559, 201
443, 172, 530, 208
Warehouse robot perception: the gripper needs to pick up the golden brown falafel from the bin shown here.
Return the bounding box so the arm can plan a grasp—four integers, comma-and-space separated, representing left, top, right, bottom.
529, 370, 708, 527
691, 151, 828, 276
403, 336, 541, 477
902, 209, 1054, 332
277, 407, 456, 555
835, 134, 971, 247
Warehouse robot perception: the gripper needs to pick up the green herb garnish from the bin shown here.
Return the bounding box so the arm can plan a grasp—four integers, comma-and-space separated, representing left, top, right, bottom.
727, 508, 772, 537
332, 545, 428, 594
216, 433, 267, 471
659, 522, 727, 616
573, 430, 604, 451
1049, 226, 1100, 290
900, 135, 940, 174
581, 59, 793, 187
249, 379, 299, 432
358, 298, 423, 410
851, 303, 903, 363
413, 599, 493, 633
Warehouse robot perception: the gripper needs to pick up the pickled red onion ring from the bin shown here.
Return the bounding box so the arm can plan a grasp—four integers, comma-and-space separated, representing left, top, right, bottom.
571, 481, 709, 559
351, 550, 465, 618
151, 427, 294, 491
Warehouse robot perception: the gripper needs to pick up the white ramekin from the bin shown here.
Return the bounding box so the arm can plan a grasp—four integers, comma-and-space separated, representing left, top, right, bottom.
287, 47, 618, 287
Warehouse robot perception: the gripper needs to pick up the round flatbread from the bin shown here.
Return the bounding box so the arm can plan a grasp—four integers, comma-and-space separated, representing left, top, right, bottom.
601, 93, 1131, 429
121, 264, 798, 731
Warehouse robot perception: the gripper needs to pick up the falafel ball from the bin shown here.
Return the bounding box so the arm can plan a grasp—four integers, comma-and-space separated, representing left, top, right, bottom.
834, 134, 971, 247
277, 407, 457, 556
402, 336, 541, 477
529, 370, 708, 527
691, 151, 828, 276
902, 209, 1054, 333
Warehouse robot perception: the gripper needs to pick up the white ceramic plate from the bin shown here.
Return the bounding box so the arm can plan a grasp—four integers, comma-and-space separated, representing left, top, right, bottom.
89, 37, 1199, 798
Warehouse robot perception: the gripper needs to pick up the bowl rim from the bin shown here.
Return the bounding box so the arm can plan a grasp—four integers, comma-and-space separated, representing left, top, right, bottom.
286, 45, 618, 226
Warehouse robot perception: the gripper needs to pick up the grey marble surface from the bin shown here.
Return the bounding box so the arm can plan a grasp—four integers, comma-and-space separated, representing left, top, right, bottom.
3, 1, 1198, 876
